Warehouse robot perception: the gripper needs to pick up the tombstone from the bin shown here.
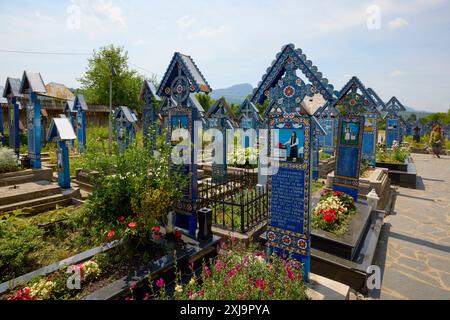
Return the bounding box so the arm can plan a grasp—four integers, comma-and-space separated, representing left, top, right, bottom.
64, 100, 76, 149
73, 95, 88, 154
365, 87, 385, 166
413, 121, 422, 143
113, 106, 138, 154
237, 98, 262, 148
19, 71, 47, 169
40, 108, 49, 148
384, 97, 406, 148
316, 102, 338, 156
47, 117, 77, 189
140, 80, 161, 150
332, 77, 377, 202
0, 92, 5, 146
251, 44, 335, 281
312, 117, 326, 180
2, 78, 22, 156
206, 97, 236, 184
156, 52, 212, 238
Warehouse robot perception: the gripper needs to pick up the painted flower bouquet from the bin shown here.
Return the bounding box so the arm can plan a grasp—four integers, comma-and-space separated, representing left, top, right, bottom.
312, 191, 357, 236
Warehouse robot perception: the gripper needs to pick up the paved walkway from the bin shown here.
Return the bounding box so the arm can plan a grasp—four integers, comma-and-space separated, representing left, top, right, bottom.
373, 153, 450, 300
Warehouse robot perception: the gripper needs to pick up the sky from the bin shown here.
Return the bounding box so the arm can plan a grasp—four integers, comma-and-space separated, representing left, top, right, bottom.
0, 0, 449, 112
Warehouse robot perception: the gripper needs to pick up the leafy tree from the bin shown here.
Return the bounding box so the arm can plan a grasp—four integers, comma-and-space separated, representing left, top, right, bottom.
79, 45, 144, 111
196, 93, 215, 113
407, 113, 417, 122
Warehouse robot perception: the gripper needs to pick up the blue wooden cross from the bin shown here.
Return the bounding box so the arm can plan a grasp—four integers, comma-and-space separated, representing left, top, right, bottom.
64, 100, 76, 149
251, 44, 336, 282
73, 95, 88, 154
157, 52, 212, 238
331, 77, 378, 202
19, 71, 47, 169
3, 78, 22, 157
113, 106, 138, 154
206, 97, 237, 184
47, 117, 77, 189
140, 80, 161, 150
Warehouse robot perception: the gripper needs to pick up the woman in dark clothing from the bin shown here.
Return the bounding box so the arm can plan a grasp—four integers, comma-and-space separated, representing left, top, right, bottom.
285, 131, 300, 161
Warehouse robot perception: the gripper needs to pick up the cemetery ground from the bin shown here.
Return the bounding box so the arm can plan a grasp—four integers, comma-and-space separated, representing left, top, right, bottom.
372, 153, 450, 300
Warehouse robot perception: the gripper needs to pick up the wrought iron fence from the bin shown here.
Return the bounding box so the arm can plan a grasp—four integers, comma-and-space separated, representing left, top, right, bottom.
198, 170, 269, 233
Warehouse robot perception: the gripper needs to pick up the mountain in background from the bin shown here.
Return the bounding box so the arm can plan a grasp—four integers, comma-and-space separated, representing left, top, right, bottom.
211, 83, 253, 104
210, 83, 434, 118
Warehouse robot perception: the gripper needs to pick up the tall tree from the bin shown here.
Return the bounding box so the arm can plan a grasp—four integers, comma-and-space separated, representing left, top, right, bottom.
79, 45, 144, 111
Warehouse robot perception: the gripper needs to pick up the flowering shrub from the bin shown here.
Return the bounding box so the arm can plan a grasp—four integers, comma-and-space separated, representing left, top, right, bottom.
0, 147, 19, 174
5, 259, 102, 300
145, 239, 307, 301
312, 191, 356, 236
229, 147, 258, 168
377, 145, 410, 164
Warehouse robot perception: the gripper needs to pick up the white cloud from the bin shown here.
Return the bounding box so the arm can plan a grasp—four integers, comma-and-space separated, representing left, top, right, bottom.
67, 0, 126, 35
388, 17, 409, 30
389, 70, 404, 77
176, 15, 197, 29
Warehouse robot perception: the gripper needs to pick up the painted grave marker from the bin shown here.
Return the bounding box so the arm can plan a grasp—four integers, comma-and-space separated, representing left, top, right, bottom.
251, 44, 335, 281
332, 77, 377, 202
73, 95, 88, 154
157, 52, 211, 237
19, 71, 47, 169
47, 117, 77, 189
114, 106, 138, 154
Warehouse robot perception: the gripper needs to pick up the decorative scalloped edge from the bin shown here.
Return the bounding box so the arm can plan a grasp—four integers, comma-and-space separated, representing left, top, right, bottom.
250, 44, 335, 106
156, 52, 212, 98
385, 96, 406, 113
331, 76, 379, 115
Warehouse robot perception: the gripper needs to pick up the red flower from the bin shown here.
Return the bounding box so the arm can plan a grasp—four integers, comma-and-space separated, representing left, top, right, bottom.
323, 212, 337, 223
175, 230, 183, 240
156, 278, 165, 289
255, 278, 266, 290
130, 282, 138, 290
107, 230, 116, 238
119, 216, 126, 223
152, 226, 161, 233
128, 222, 137, 229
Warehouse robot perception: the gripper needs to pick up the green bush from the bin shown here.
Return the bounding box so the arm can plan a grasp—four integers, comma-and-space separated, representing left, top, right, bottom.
0, 147, 19, 174
0, 218, 44, 283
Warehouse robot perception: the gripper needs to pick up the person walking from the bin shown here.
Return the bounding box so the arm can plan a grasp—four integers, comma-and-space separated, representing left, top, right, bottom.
429, 125, 444, 158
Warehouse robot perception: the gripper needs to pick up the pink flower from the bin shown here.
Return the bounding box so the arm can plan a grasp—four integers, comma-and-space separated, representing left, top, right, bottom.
156, 278, 165, 289
205, 266, 212, 277
118, 216, 126, 223
107, 230, 116, 238
130, 282, 137, 290
286, 267, 295, 281
128, 222, 137, 229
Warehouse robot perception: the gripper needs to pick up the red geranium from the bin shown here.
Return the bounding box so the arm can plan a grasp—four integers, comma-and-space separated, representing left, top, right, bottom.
118, 216, 126, 223
128, 222, 137, 229
175, 230, 183, 240
323, 212, 337, 223
107, 230, 116, 238
152, 226, 161, 233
